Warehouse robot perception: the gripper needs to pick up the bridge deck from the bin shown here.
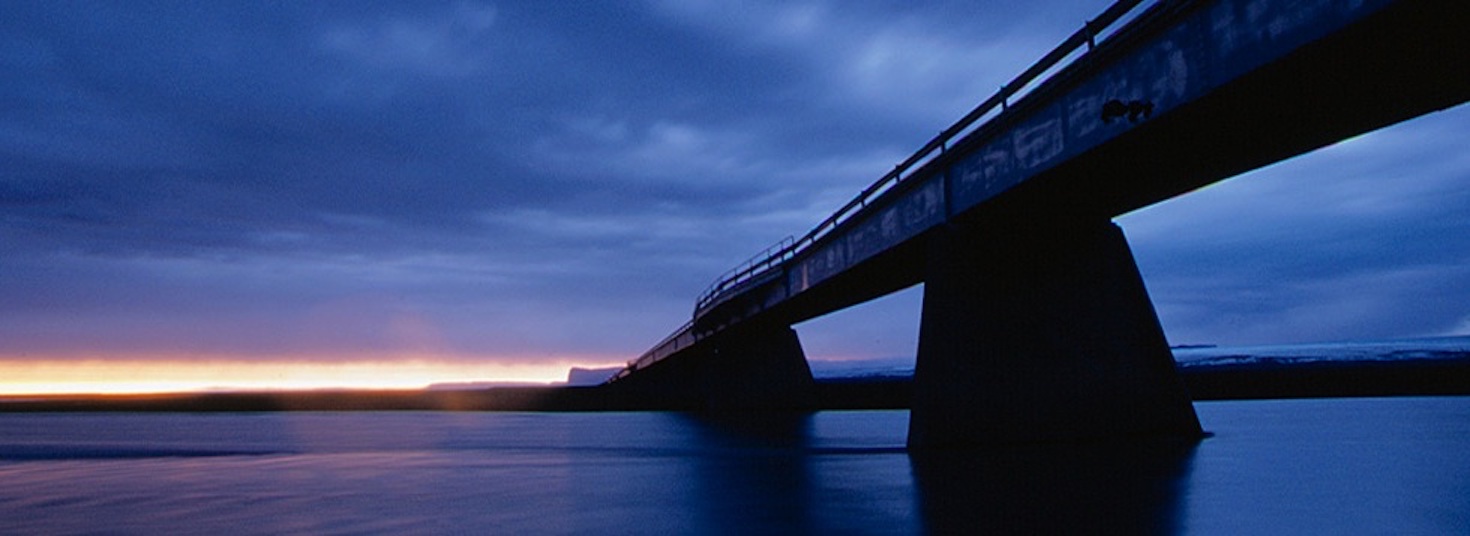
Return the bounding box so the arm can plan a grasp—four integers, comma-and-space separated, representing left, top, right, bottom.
612, 0, 1469, 382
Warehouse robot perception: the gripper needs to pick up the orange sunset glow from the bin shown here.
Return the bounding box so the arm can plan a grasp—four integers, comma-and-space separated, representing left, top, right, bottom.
0, 356, 616, 396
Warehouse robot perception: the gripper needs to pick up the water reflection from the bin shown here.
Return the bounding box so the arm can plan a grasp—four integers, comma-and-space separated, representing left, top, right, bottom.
911, 440, 1198, 534
679, 412, 820, 533
676, 412, 1198, 534
7, 402, 1467, 532
680, 411, 815, 449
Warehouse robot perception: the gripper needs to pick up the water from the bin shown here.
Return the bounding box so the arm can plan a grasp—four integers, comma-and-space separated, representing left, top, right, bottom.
3, 398, 1469, 534
805, 336, 1470, 380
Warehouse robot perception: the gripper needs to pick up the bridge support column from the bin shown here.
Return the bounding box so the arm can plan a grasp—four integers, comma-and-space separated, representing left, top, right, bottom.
607, 320, 816, 411
908, 220, 1201, 448
700, 321, 817, 411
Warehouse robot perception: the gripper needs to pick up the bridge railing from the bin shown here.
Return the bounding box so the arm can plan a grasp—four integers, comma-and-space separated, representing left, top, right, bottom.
692, 0, 1153, 316
695, 235, 795, 313
623, 318, 697, 376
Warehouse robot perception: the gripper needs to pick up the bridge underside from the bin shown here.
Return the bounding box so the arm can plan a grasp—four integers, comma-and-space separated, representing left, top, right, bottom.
613, 0, 1469, 445
997, 0, 1470, 224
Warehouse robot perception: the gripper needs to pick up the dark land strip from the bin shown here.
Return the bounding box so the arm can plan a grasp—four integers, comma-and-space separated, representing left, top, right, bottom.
3, 357, 1469, 412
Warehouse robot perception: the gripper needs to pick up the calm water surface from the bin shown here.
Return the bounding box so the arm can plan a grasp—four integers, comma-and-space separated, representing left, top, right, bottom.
2, 397, 1468, 534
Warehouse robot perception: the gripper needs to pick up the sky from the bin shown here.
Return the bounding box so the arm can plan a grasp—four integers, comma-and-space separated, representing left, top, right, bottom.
2, 0, 1467, 392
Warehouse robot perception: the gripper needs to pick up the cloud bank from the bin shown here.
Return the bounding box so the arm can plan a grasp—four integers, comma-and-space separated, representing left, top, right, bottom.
2, 0, 1465, 370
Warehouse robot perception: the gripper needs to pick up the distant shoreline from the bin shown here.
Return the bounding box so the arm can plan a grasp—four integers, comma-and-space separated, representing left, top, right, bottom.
3, 357, 1468, 413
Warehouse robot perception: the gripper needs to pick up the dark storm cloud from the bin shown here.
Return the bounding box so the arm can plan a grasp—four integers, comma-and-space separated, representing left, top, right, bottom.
2, 0, 1465, 362
4, 1, 987, 252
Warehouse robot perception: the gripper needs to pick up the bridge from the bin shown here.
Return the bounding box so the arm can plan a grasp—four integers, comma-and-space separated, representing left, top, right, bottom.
603, 0, 1470, 448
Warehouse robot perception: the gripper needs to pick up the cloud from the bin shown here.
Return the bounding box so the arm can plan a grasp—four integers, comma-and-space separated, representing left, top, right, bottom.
320, 2, 499, 78
646, 0, 1088, 126
1, 0, 1466, 374
1122, 105, 1470, 344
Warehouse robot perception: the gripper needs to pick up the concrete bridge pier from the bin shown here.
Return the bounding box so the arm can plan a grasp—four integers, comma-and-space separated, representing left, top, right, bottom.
607, 319, 816, 411
908, 219, 1202, 448
699, 320, 817, 412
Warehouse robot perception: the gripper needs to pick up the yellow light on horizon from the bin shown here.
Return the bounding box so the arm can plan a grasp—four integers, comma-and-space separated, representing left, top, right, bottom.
0, 357, 619, 396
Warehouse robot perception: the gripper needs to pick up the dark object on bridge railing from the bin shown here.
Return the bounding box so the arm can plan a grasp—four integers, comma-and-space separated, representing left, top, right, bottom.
692, 0, 1151, 314
1101, 98, 1155, 123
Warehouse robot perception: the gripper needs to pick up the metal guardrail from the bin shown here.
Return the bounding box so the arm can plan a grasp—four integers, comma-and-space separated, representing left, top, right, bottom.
692, 0, 1152, 316
695, 236, 794, 312
626, 318, 696, 373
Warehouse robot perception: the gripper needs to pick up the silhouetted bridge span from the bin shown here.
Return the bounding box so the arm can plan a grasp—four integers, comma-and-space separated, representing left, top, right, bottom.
605, 0, 1469, 448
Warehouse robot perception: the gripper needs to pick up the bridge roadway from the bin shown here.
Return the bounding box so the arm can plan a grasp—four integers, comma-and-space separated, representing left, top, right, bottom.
605, 0, 1470, 447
